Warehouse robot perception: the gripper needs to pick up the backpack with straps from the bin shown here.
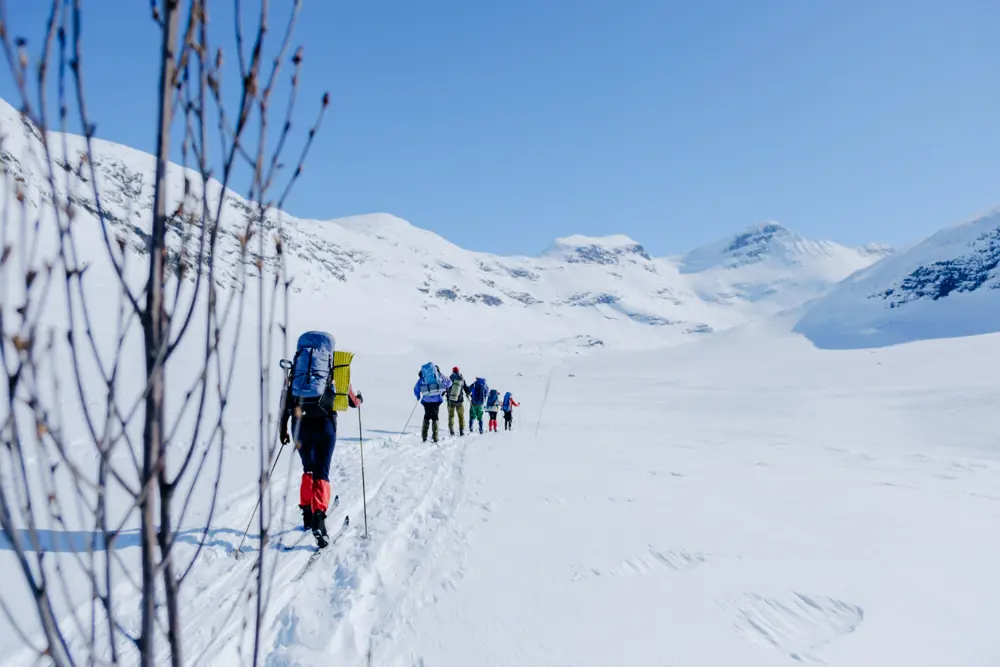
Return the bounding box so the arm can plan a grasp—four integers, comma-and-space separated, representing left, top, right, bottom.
447, 375, 465, 404
487, 389, 500, 409
331, 350, 354, 412
289, 331, 336, 415
470, 378, 488, 404
502, 392, 512, 411
418, 362, 445, 397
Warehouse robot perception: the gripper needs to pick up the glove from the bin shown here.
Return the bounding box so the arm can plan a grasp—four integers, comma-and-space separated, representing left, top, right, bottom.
355, 391, 363, 404
280, 426, 290, 445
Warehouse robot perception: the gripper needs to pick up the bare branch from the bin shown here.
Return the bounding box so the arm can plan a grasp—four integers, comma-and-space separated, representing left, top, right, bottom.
1, 1, 329, 664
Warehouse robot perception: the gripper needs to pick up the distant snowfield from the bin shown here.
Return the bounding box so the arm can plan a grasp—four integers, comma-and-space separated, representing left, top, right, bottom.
5, 320, 999, 666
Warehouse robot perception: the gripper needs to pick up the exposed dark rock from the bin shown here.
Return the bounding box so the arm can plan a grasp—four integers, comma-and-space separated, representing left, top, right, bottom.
563, 242, 651, 265
436, 288, 458, 300
464, 293, 503, 306
565, 292, 619, 307
872, 227, 1000, 307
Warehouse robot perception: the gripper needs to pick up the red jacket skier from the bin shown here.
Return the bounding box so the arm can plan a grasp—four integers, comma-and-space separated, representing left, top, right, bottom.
502, 391, 519, 431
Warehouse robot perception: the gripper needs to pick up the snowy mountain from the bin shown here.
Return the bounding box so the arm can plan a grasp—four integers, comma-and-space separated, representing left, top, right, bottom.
542, 234, 653, 264
677, 221, 891, 314
0, 97, 889, 354
795, 207, 1000, 349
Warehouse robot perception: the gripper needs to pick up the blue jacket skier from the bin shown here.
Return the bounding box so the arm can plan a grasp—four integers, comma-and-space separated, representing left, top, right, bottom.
414, 363, 451, 443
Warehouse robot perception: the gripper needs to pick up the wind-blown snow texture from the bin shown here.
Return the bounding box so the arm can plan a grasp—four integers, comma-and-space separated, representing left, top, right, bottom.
2, 95, 1000, 667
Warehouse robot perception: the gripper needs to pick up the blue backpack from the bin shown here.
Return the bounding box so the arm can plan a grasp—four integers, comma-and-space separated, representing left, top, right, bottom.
470, 378, 488, 404
290, 331, 336, 413
487, 389, 500, 409
502, 392, 512, 411
418, 362, 445, 396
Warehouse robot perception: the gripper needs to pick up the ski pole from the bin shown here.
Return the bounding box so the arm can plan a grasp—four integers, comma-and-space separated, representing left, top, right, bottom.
358, 405, 369, 539
236, 359, 293, 557
535, 367, 556, 438
395, 399, 420, 446
235, 441, 286, 557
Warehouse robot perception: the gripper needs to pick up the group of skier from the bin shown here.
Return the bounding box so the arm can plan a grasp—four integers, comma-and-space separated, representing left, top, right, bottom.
277, 330, 520, 548
413, 363, 519, 442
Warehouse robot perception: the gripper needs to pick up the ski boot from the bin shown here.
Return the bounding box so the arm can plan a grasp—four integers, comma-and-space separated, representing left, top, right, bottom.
300, 504, 313, 531
312, 510, 329, 548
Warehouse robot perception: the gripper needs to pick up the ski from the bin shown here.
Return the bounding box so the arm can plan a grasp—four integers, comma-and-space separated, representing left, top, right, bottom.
292, 514, 350, 582
277, 495, 338, 552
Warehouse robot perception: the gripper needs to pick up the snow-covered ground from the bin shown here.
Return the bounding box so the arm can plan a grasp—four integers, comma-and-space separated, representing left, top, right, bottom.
6, 321, 1000, 666
263, 325, 1000, 666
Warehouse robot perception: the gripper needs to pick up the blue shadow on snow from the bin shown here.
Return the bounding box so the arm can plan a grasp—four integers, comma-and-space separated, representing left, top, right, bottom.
0, 526, 304, 554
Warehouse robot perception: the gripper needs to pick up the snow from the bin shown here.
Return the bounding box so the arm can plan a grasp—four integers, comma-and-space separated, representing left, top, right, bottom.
795, 206, 1000, 348
677, 221, 871, 273
3, 94, 1000, 666
543, 233, 651, 263
8, 326, 999, 666
249, 324, 999, 667
0, 96, 888, 355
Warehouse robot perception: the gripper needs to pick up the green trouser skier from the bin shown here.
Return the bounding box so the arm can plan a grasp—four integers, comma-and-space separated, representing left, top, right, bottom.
469, 404, 485, 434
448, 403, 466, 436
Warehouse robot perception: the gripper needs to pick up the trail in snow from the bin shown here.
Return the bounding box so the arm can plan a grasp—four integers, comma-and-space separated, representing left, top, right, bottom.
202, 428, 478, 667
256, 428, 477, 666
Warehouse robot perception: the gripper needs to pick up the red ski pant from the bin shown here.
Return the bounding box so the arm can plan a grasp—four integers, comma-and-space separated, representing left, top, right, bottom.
294, 415, 336, 513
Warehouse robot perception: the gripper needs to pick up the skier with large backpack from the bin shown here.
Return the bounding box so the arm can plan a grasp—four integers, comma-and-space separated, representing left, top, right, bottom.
279, 331, 362, 548
502, 391, 520, 431
413, 362, 452, 443
446, 366, 471, 436
485, 388, 502, 432
469, 377, 489, 434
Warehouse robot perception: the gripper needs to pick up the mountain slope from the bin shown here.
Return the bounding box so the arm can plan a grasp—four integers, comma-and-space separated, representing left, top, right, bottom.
676, 222, 891, 315
0, 97, 885, 353
795, 207, 1000, 349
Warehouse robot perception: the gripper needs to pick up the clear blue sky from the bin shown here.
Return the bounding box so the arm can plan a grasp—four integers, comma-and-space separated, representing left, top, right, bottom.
2, 0, 999, 256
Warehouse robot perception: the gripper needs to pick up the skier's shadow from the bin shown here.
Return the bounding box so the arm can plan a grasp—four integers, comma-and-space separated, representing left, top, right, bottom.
0, 527, 299, 553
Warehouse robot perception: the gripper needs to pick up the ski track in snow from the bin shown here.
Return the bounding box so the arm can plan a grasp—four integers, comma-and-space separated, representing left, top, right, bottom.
0, 429, 476, 667
258, 430, 473, 667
